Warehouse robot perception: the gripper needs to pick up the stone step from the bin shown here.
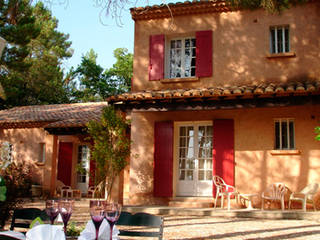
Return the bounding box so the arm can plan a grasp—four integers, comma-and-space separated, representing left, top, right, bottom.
168, 197, 214, 208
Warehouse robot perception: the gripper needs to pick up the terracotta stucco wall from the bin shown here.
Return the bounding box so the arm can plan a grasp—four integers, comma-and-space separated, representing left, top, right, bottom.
128, 104, 320, 205
132, 2, 320, 91
0, 128, 54, 190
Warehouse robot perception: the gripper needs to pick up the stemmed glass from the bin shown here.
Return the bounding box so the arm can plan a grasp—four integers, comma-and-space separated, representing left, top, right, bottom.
90, 200, 106, 240
104, 203, 121, 240
45, 199, 59, 225
58, 199, 73, 234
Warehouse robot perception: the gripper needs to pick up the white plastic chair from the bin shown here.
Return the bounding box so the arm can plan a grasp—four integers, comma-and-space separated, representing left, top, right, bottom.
87, 186, 96, 198
261, 183, 287, 211
60, 185, 73, 198
289, 183, 319, 212
213, 175, 238, 211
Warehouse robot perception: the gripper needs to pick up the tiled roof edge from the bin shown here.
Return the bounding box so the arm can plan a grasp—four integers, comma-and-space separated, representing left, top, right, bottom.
130, 0, 234, 20
108, 80, 320, 103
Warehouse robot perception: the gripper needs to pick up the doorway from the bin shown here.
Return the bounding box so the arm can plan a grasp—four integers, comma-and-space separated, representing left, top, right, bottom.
76, 145, 90, 194
176, 122, 213, 196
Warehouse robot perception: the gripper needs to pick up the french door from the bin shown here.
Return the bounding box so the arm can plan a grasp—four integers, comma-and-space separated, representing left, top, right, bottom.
76, 145, 90, 194
176, 122, 213, 196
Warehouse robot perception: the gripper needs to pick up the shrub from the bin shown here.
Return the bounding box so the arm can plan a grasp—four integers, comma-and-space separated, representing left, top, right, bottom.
0, 162, 33, 228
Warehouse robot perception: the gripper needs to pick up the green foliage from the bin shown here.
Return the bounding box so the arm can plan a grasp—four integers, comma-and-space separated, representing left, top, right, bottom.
0, 176, 6, 202
0, 162, 33, 228
315, 126, 320, 141
87, 106, 130, 199
226, 0, 310, 13
105, 48, 133, 94
67, 222, 85, 237
0, 0, 72, 109
69, 48, 132, 102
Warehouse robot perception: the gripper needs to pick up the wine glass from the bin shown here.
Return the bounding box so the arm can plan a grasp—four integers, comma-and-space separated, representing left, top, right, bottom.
104, 202, 122, 240
90, 200, 106, 240
45, 199, 59, 225
58, 199, 73, 234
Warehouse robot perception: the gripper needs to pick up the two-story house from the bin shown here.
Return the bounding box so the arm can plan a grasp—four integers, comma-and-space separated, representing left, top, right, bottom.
108, 0, 320, 206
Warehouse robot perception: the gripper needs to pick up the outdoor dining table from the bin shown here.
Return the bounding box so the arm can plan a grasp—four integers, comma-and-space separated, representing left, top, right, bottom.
239, 193, 258, 210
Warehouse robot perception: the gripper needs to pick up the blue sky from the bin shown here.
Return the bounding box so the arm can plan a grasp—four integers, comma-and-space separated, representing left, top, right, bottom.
49, 0, 174, 71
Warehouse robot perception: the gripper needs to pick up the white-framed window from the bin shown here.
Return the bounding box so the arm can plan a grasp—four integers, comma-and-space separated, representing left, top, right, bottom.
0, 141, 13, 162
168, 37, 196, 78
270, 26, 290, 54
0, 141, 13, 169
38, 143, 46, 163
274, 119, 295, 150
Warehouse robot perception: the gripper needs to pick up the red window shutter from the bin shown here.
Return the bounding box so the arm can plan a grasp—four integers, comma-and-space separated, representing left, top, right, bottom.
154, 121, 173, 197
196, 30, 213, 78
212, 119, 235, 196
149, 34, 165, 81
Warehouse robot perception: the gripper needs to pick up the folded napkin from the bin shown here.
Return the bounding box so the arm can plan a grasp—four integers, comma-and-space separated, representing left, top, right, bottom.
0, 231, 26, 240
26, 224, 65, 240
78, 219, 119, 240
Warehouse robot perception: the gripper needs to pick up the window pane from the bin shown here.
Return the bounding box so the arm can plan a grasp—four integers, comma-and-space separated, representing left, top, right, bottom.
187, 127, 194, 136
179, 148, 186, 158
277, 28, 283, 53
285, 27, 289, 52
191, 58, 196, 67
198, 170, 204, 181
176, 40, 182, 48
180, 137, 186, 147
191, 68, 196, 76
275, 121, 280, 149
187, 170, 193, 180
199, 159, 204, 169
270, 28, 276, 53
180, 127, 186, 136
281, 121, 288, 149
206, 170, 212, 180
179, 159, 186, 169
191, 38, 196, 47
187, 158, 195, 169
171, 40, 175, 49
289, 120, 295, 149
185, 39, 190, 47
179, 170, 185, 180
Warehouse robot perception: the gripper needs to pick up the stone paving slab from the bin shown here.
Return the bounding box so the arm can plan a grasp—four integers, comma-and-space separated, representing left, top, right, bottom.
162, 215, 320, 240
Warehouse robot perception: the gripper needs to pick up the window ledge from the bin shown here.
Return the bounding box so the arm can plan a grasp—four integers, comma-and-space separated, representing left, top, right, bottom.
266, 52, 296, 59
270, 150, 301, 156
36, 162, 45, 166
161, 77, 199, 83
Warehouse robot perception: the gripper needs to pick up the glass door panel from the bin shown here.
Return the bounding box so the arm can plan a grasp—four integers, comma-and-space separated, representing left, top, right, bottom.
177, 123, 213, 196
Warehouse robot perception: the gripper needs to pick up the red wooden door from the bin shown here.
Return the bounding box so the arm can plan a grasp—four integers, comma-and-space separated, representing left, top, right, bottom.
212, 119, 235, 195
57, 142, 73, 186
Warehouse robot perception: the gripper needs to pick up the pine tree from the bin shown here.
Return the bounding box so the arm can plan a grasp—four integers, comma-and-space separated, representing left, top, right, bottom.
0, 0, 72, 109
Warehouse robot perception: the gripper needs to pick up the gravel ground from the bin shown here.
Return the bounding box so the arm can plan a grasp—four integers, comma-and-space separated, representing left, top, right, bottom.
161, 215, 320, 240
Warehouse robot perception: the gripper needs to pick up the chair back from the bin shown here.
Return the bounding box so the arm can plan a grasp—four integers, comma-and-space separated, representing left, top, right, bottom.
213, 175, 226, 189
117, 211, 164, 239
300, 183, 319, 195
265, 183, 287, 199
10, 208, 48, 232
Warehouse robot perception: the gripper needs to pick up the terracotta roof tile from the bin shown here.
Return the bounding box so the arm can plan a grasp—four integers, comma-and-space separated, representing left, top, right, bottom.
108, 80, 320, 104
0, 102, 108, 129
130, 0, 233, 21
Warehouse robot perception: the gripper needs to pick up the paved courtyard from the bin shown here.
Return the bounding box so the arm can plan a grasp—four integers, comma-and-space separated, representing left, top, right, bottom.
162, 215, 320, 240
